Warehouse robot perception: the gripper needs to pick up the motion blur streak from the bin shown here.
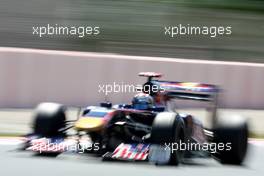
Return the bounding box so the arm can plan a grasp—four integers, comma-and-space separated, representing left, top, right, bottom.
0, 0, 264, 62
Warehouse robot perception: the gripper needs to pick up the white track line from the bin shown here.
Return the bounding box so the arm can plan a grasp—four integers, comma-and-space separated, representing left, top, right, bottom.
0, 137, 26, 145
1, 47, 264, 67
248, 139, 264, 146
0, 137, 263, 146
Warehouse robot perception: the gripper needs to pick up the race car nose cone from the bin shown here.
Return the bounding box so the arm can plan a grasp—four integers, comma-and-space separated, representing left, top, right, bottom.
74, 117, 104, 132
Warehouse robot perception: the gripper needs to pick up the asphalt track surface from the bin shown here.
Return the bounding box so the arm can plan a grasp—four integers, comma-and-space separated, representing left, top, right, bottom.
0, 139, 264, 176
0, 109, 264, 176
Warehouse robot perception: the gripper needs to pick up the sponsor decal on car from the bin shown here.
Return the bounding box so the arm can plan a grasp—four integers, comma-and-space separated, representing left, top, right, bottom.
111, 143, 149, 160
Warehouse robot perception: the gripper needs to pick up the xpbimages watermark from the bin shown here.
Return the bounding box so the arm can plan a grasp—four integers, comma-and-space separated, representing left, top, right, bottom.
30, 139, 100, 154
164, 140, 231, 154
32, 24, 100, 38
164, 24, 232, 38
98, 82, 165, 95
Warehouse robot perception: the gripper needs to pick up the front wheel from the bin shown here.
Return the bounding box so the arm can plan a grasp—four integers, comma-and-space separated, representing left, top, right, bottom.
33, 102, 66, 137
150, 112, 186, 165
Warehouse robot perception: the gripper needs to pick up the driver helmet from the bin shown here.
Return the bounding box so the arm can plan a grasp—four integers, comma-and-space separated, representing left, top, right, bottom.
132, 93, 154, 110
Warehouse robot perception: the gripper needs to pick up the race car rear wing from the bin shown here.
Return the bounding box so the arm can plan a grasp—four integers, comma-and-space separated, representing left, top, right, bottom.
150, 80, 219, 102
139, 72, 219, 126
149, 80, 219, 126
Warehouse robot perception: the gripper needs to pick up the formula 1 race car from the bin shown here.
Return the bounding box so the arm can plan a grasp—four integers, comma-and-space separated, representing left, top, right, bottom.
22, 72, 248, 166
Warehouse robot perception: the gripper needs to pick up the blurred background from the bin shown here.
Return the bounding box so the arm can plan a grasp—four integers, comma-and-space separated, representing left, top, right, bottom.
0, 0, 264, 62
0, 0, 264, 137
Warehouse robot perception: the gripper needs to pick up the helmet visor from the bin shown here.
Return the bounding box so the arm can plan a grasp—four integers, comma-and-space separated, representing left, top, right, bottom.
133, 101, 150, 110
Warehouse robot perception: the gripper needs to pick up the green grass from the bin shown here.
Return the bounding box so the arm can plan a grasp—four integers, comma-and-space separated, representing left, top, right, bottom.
0, 133, 25, 137
249, 132, 264, 139
0, 131, 263, 139
146, 0, 264, 12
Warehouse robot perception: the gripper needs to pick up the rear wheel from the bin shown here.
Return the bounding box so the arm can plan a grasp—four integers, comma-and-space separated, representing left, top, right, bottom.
151, 112, 186, 165
213, 115, 248, 165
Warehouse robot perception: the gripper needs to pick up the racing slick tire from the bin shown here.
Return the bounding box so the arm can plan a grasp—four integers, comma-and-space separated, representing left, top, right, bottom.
213, 115, 248, 165
33, 103, 66, 137
151, 112, 186, 165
